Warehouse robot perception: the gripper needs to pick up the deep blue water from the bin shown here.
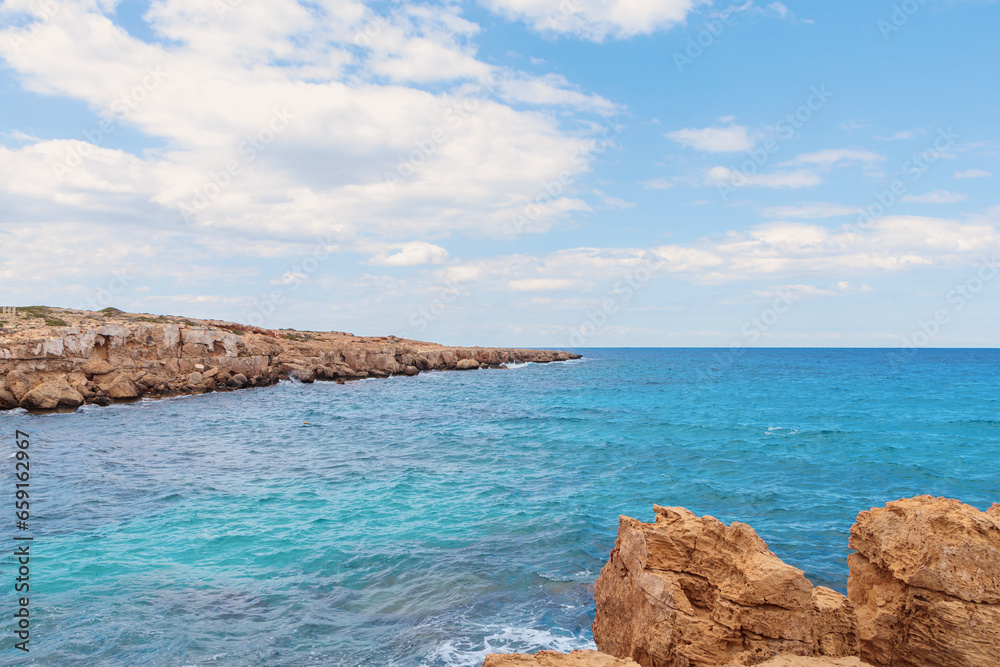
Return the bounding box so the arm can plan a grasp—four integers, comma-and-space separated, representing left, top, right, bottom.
2, 349, 998, 665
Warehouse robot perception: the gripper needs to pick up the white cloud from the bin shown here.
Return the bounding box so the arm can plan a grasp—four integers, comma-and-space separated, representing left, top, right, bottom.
781, 148, 885, 168
954, 169, 993, 179
369, 242, 450, 267
705, 166, 822, 188
0, 0, 617, 247
875, 129, 926, 141
761, 203, 860, 219
901, 190, 967, 204
430, 216, 1000, 296
507, 278, 579, 291
667, 122, 754, 153
481, 0, 700, 41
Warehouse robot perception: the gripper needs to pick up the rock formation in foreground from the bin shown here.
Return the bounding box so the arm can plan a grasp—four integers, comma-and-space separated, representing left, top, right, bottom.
486, 496, 999, 667
591, 506, 859, 666
483, 650, 640, 666
0, 306, 580, 411
848, 496, 1000, 667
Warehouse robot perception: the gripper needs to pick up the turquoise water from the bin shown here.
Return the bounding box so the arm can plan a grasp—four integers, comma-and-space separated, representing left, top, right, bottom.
2, 349, 998, 665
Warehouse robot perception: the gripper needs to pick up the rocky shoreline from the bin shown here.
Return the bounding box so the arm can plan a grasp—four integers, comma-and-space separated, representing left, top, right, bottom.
0, 306, 580, 412
487, 495, 1000, 667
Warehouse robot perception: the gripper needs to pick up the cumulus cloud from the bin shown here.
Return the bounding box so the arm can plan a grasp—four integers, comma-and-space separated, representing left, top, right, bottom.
667, 122, 755, 153
433, 215, 1000, 292
368, 242, 450, 267
901, 190, 967, 204
0, 0, 614, 253
705, 166, 822, 189
480, 0, 700, 41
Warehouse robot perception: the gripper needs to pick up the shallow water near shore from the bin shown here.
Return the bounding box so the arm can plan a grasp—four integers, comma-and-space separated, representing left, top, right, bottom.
3, 348, 998, 665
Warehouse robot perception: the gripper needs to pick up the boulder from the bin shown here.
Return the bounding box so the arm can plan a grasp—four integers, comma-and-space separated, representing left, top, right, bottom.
187, 371, 204, 387
404, 365, 419, 376
6, 370, 32, 402
81, 358, 114, 376
227, 373, 248, 388
103, 374, 142, 400
847, 496, 1000, 667
0, 381, 18, 410
456, 358, 480, 370
593, 506, 859, 667
484, 651, 640, 667
19, 379, 84, 411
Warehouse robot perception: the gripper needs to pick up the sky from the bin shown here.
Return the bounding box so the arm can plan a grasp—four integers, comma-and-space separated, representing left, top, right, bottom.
0, 0, 998, 348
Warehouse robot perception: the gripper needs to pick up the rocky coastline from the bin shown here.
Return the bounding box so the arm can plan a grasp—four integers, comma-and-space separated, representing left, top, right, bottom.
487, 495, 1000, 667
0, 306, 580, 412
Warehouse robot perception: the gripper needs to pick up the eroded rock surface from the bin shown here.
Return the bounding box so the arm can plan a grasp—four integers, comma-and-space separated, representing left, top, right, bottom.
593, 506, 859, 667
484, 650, 640, 667
0, 307, 580, 411
847, 495, 1000, 667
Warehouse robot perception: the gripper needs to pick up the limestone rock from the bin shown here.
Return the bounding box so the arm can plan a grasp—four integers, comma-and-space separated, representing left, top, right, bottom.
753, 658, 873, 667
103, 374, 141, 400
847, 496, 1000, 667
456, 358, 480, 370
593, 506, 859, 667
0, 307, 580, 407
6, 370, 31, 402
20, 379, 84, 410
0, 381, 18, 410
484, 650, 640, 667
81, 358, 114, 376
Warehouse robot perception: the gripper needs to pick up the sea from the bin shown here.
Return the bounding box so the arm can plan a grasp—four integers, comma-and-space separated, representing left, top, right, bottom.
2, 348, 998, 665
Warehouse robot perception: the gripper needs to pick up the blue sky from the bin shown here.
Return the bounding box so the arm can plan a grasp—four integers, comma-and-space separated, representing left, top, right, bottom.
1, 0, 998, 347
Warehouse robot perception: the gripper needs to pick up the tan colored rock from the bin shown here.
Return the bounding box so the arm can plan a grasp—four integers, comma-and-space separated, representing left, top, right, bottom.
847, 496, 1000, 667
593, 506, 859, 667
20, 379, 84, 410
753, 658, 872, 667
456, 358, 480, 370
81, 358, 114, 375
0, 307, 579, 407
6, 370, 32, 402
103, 374, 141, 400
484, 650, 640, 667
0, 381, 18, 410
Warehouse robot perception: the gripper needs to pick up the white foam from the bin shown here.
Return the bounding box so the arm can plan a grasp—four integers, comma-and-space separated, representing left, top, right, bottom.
424, 626, 595, 667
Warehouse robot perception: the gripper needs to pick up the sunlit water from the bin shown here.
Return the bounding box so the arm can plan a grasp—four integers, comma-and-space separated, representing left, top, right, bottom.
2, 349, 998, 665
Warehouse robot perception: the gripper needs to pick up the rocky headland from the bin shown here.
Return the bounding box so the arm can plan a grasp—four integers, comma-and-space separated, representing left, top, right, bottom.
0, 306, 580, 412
486, 495, 1000, 667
